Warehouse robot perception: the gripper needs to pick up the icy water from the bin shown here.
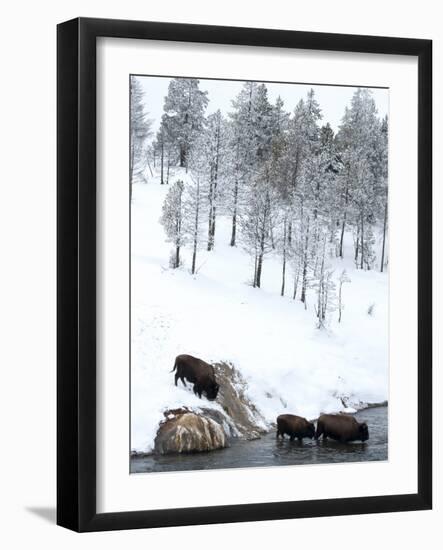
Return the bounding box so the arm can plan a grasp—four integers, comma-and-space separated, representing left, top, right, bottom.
131, 406, 388, 474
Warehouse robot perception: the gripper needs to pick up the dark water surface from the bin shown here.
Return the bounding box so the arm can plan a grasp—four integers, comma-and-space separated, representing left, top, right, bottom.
131, 406, 388, 474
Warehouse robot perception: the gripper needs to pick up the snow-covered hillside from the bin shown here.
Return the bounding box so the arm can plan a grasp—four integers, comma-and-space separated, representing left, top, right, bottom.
131, 171, 388, 453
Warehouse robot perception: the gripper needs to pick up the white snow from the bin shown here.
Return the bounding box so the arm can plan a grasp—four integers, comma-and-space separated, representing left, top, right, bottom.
131, 170, 388, 453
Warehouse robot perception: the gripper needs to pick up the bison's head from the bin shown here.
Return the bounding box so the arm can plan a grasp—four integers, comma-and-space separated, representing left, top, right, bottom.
359, 422, 369, 442
307, 422, 316, 439
206, 382, 220, 401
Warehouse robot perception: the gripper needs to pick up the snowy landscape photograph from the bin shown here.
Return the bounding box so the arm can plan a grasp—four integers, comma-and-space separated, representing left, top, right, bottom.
130, 74, 389, 474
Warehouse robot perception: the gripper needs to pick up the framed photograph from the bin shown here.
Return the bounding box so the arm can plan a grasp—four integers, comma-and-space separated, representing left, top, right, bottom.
57, 17, 432, 532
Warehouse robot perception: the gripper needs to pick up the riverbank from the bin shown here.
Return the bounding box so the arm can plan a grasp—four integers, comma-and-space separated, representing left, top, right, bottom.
131, 405, 388, 473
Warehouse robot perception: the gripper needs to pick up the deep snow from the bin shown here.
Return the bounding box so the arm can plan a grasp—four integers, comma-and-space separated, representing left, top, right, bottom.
131, 170, 388, 453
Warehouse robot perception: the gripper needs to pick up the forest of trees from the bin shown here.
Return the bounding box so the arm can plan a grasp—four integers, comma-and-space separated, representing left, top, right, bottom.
131, 76, 389, 328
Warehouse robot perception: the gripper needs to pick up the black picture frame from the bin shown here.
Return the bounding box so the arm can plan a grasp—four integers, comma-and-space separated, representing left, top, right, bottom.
57, 17, 432, 532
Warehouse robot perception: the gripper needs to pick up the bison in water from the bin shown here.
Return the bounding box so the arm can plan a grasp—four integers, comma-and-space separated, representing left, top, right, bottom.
172, 354, 220, 401
315, 414, 369, 443
276, 414, 315, 441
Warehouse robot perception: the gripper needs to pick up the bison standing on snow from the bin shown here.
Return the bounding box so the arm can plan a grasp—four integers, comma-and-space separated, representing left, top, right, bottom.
315, 414, 369, 443
172, 354, 220, 401
276, 414, 315, 441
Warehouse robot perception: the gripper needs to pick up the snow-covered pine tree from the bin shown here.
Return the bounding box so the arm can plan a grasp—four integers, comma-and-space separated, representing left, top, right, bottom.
336, 88, 384, 268
240, 169, 278, 288
225, 127, 243, 247
311, 233, 337, 328
153, 114, 177, 185
299, 209, 311, 307
266, 96, 290, 295
130, 76, 152, 195
204, 110, 228, 251
227, 82, 273, 247
184, 137, 210, 274
184, 174, 203, 275
376, 116, 389, 272
160, 180, 185, 268
317, 123, 340, 228
155, 124, 166, 185
289, 90, 323, 304
162, 78, 208, 171
290, 227, 303, 300
350, 154, 376, 270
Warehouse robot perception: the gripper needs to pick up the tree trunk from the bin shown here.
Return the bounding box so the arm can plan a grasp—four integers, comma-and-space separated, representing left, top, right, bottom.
317, 278, 322, 325
354, 225, 360, 264
253, 253, 258, 288
230, 178, 239, 246
256, 193, 270, 289
292, 266, 300, 300
179, 144, 186, 168
207, 176, 214, 251
339, 218, 346, 258
380, 199, 388, 272
146, 154, 153, 178
175, 246, 180, 269
360, 213, 364, 270
191, 180, 200, 275
211, 204, 217, 247
256, 253, 263, 288
313, 180, 320, 220
300, 218, 310, 306
210, 119, 220, 247
160, 138, 164, 184
339, 180, 349, 258
281, 218, 287, 297
191, 245, 197, 275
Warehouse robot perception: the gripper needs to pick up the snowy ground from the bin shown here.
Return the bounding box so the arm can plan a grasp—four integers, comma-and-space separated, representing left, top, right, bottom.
131, 169, 389, 453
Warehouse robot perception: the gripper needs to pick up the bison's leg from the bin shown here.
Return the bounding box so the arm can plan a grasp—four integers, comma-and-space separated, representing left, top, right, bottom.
315, 423, 323, 440
276, 429, 281, 439
180, 376, 187, 387
174, 372, 179, 386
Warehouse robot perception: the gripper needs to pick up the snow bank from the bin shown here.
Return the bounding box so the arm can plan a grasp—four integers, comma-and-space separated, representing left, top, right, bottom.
131, 171, 388, 452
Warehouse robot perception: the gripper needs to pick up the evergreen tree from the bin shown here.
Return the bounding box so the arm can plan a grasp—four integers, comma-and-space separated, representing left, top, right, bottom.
162, 78, 208, 171
185, 135, 211, 274
227, 82, 274, 246
130, 76, 152, 195
336, 88, 384, 269
204, 110, 227, 251
377, 116, 389, 271
160, 180, 185, 268
240, 171, 278, 288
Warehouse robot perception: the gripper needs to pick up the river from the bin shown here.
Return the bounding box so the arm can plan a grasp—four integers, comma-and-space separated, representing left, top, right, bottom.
131, 406, 388, 474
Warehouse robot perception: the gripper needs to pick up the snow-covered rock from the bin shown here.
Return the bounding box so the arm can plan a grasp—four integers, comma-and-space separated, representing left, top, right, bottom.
213, 362, 268, 439
154, 410, 227, 454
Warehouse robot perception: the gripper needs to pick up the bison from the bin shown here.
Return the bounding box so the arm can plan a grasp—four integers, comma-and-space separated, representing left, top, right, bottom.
315, 414, 369, 443
276, 414, 315, 441
172, 354, 219, 401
